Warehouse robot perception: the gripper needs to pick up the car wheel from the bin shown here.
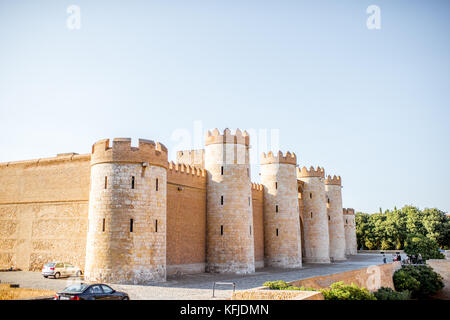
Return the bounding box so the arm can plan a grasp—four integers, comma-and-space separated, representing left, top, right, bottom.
54, 272, 60, 279
43, 276, 48, 278
122, 296, 129, 300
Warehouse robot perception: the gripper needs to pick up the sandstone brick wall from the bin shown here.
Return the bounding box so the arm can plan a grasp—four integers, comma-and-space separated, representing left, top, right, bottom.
297, 181, 306, 257
297, 172, 330, 263
251, 184, 264, 268
343, 209, 357, 255
232, 289, 324, 300
166, 164, 207, 275
84, 162, 167, 284
325, 182, 346, 261
427, 259, 450, 299
289, 262, 401, 291
204, 129, 255, 273
0, 154, 91, 271
261, 158, 302, 268
84, 138, 168, 284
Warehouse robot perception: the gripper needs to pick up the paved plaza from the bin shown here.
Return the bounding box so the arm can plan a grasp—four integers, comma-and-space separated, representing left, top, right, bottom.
0, 253, 393, 299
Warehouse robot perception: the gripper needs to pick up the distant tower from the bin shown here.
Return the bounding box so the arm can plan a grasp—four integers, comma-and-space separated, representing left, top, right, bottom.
84, 138, 168, 284
297, 166, 331, 263
325, 175, 346, 261
343, 208, 358, 255
204, 128, 255, 274
260, 151, 302, 268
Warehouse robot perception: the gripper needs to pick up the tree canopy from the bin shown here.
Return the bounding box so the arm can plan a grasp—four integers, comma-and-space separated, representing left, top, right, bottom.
355, 206, 449, 250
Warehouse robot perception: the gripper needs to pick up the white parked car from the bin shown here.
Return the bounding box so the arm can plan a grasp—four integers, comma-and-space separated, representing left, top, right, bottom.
42, 262, 82, 279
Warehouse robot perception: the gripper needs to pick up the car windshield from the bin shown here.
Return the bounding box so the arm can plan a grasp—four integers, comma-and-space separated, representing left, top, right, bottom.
44, 263, 55, 267
62, 284, 89, 293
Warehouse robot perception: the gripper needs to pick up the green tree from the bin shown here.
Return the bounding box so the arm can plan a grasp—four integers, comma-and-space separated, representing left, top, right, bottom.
404, 205, 426, 236
422, 208, 450, 249
355, 212, 371, 249
355, 206, 449, 251
404, 234, 445, 260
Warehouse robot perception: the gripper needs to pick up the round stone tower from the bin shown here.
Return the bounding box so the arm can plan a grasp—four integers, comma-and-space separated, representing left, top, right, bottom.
204, 128, 255, 274
343, 208, 358, 255
297, 166, 330, 263
324, 175, 346, 261
260, 151, 302, 268
84, 138, 168, 284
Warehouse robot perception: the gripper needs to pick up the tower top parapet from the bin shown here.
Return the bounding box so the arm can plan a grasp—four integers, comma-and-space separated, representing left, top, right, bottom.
343, 208, 355, 215
297, 166, 325, 178
324, 175, 342, 186
205, 128, 250, 146
91, 138, 168, 168
251, 182, 263, 191
260, 151, 297, 165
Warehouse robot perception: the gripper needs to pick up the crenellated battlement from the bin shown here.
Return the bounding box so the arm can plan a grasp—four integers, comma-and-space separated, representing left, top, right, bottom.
297, 166, 325, 178
167, 161, 206, 189
260, 151, 297, 165
90, 138, 168, 168
168, 161, 206, 177
205, 128, 250, 146
343, 208, 355, 215
251, 183, 263, 191
324, 175, 342, 186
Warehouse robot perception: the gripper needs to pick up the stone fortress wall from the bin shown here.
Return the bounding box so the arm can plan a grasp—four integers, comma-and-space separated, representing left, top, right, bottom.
325, 175, 347, 261
343, 208, 358, 255
0, 153, 91, 272
0, 128, 358, 284
260, 151, 302, 268
297, 166, 331, 263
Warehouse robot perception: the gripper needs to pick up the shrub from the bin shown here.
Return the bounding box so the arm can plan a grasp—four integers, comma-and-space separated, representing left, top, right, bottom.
320, 281, 376, 300
263, 280, 291, 290
374, 287, 411, 300
404, 234, 445, 261
264, 280, 377, 300
393, 265, 444, 298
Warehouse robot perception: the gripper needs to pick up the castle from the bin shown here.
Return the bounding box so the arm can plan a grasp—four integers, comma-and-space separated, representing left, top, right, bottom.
0, 128, 357, 284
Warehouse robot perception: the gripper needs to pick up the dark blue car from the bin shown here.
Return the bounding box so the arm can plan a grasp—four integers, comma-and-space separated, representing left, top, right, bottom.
55, 283, 129, 300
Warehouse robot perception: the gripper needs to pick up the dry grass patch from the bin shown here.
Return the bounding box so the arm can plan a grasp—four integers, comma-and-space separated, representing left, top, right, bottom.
0, 283, 55, 300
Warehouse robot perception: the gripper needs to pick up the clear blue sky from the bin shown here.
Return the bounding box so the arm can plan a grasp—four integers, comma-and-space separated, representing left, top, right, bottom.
0, 0, 449, 214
